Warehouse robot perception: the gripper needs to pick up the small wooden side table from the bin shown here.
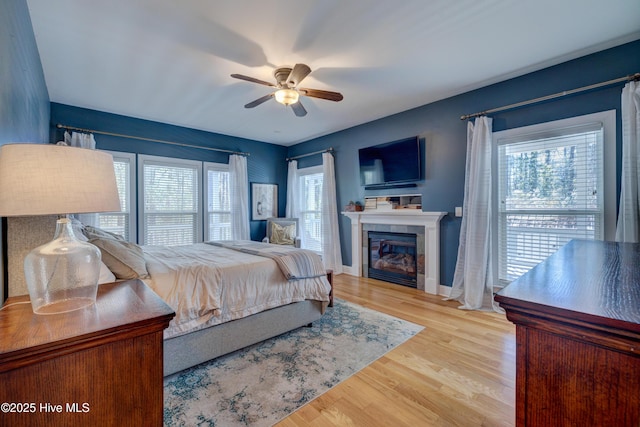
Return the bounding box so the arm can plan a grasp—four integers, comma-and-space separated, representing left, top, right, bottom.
0, 279, 175, 427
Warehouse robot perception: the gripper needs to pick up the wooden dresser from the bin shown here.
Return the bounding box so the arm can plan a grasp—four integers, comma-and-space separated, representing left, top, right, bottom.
495, 239, 640, 426
0, 279, 175, 427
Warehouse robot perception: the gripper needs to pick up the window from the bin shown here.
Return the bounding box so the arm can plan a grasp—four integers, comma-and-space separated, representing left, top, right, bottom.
102, 153, 235, 244
204, 162, 231, 241
138, 155, 202, 246
98, 151, 136, 241
494, 111, 616, 285
298, 166, 323, 253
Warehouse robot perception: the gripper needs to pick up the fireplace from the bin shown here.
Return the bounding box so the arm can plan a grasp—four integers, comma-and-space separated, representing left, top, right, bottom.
368, 231, 417, 288
343, 209, 446, 294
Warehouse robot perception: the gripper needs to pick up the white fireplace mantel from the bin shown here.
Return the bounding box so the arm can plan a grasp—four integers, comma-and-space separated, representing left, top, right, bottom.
342, 210, 447, 294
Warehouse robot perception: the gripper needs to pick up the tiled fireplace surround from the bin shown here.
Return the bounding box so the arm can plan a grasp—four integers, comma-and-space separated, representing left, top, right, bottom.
342, 211, 447, 295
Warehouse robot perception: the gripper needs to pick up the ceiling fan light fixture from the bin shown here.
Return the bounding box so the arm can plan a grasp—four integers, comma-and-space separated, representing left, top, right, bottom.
231, 64, 343, 116
274, 88, 299, 106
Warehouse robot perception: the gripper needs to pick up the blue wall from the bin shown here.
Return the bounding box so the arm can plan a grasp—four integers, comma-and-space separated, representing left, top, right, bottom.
50, 103, 289, 241
0, 0, 49, 145
0, 0, 50, 301
288, 39, 640, 287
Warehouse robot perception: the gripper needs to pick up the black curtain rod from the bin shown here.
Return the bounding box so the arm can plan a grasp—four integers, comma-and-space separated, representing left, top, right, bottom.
286, 147, 334, 162
460, 72, 640, 121
56, 124, 250, 156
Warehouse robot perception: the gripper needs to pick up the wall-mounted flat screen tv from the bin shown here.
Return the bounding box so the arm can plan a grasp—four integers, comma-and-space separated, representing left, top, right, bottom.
358, 136, 421, 187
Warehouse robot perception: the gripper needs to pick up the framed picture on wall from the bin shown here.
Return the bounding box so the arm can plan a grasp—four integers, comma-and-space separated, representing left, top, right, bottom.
251, 183, 278, 220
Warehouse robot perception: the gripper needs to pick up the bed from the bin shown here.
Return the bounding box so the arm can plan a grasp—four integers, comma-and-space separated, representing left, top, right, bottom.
80, 226, 332, 376
5, 219, 332, 376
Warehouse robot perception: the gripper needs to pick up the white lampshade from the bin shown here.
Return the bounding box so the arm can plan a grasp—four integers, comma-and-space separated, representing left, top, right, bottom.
0, 143, 121, 315
0, 143, 120, 216
274, 89, 300, 106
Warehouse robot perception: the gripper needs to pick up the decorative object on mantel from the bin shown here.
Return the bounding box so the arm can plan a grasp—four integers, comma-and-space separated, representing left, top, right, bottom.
373, 197, 397, 211
0, 143, 120, 315
364, 197, 377, 210
364, 194, 422, 211
344, 200, 364, 212
395, 203, 422, 209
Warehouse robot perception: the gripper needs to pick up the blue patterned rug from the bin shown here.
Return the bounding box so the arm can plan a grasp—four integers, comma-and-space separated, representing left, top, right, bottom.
163, 299, 423, 426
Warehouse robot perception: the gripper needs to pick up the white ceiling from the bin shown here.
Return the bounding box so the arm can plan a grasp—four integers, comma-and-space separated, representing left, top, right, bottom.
27, 0, 640, 146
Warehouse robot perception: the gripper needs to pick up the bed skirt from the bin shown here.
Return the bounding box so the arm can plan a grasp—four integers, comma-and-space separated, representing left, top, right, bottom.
163, 299, 327, 376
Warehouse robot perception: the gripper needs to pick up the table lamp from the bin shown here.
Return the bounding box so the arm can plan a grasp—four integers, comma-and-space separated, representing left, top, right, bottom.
0, 143, 120, 314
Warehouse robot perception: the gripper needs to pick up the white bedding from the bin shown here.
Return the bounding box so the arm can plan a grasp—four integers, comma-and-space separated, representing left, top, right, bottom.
141, 242, 331, 339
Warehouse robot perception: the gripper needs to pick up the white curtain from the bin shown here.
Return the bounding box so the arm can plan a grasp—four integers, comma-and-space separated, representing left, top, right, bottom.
321, 152, 343, 274
64, 130, 96, 149
64, 131, 99, 226
286, 160, 299, 219
448, 116, 500, 311
229, 154, 250, 240
286, 160, 307, 247
615, 81, 640, 243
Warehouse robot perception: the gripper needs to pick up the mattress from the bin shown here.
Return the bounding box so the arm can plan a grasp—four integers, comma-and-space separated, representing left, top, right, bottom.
141, 242, 331, 339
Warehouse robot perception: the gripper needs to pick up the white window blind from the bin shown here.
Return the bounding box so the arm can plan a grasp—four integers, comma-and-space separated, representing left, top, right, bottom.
98, 151, 135, 241
497, 122, 604, 283
298, 167, 323, 253
204, 163, 231, 241
138, 155, 202, 246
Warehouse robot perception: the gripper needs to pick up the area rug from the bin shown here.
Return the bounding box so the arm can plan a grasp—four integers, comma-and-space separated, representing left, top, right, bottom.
163, 299, 423, 426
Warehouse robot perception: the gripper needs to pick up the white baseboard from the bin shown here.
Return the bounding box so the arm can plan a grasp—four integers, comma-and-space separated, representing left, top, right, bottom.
341, 265, 358, 276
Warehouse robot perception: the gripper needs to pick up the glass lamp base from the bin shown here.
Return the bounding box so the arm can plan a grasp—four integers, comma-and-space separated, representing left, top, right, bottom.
24, 217, 101, 315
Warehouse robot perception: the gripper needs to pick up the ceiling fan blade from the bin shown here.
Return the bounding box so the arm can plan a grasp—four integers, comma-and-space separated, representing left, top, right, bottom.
244, 93, 274, 108
299, 88, 343, 102
231, 74, 276, 87
287, 64, 312, 87
291, 100, 307, 117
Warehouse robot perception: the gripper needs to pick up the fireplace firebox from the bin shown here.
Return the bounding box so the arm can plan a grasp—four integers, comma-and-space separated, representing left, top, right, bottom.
368, 231, 417, 288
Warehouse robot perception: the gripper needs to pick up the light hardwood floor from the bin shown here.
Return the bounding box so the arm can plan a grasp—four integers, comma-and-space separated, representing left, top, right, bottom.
277, 274, 516, 427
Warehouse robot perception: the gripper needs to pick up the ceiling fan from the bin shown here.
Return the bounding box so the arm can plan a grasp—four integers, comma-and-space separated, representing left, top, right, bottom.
230, 63, 343, 117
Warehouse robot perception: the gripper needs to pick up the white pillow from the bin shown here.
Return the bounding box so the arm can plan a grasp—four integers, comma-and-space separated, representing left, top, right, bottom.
70, 220, 116, 284
270, 222, 296, 245
98, 261, 116, 284
84, 226, 149, 280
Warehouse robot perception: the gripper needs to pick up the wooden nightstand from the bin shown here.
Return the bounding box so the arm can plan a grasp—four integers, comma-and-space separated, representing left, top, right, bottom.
0, 279, 175, 427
